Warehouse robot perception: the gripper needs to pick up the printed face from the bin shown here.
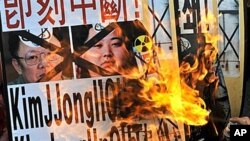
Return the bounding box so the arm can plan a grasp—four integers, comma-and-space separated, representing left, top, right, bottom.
81, 27, 131, 76
13, 36, 62, 83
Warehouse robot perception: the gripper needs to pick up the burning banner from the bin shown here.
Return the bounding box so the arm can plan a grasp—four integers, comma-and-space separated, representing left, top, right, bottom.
2, 19, 190, 141
0, 0, 231, 141
173, 0, 231, 140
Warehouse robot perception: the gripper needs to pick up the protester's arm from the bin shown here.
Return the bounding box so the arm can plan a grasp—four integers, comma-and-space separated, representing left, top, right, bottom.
0, 129, 8, 141
229, 116, 250, 125
0, 95, 8, 141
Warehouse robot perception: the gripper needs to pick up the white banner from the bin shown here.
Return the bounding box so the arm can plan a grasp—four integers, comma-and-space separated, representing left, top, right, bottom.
8, 76, 183, 141
0, 0, 142, 31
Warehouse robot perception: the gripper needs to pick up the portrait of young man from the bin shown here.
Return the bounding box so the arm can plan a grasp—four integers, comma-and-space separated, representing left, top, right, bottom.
71, 20, 154, 78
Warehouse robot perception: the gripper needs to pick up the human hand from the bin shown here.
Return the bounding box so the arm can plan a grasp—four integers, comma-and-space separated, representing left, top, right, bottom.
0, 95, 8, 141
229, 116, 250, 125
0, 128, 8, 141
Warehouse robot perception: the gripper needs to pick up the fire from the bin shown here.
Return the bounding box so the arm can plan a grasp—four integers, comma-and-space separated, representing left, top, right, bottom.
118, 57, 210, 126
117, 13, 221, 126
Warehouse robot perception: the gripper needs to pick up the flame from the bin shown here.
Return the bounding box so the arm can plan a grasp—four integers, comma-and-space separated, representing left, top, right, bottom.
117, 13, 221, 126
118, 57, 209, 126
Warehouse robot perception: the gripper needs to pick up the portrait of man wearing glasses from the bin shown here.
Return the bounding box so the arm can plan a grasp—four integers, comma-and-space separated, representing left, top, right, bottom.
6, 27, 72, 85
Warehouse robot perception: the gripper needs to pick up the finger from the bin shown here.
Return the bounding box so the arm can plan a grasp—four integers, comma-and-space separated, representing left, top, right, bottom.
230, 117, 250, 125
